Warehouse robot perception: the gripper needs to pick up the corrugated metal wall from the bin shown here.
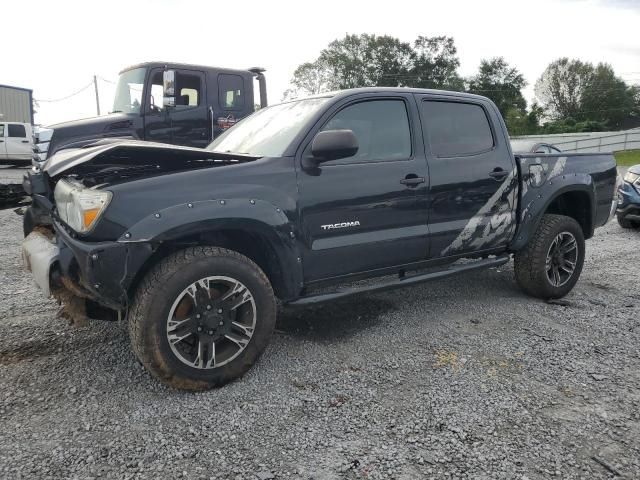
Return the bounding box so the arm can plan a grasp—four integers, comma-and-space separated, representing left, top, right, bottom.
0, 86, 33, 124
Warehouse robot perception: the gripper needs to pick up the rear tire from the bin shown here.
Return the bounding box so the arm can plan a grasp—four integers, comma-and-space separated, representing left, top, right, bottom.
128, 247, 276, 390
514, 214, 585, 299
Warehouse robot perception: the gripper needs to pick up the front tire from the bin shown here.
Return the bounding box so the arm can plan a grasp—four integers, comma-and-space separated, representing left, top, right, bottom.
617, 213, 638, 229
514, 214, 585, 299
129, 247, 276, 390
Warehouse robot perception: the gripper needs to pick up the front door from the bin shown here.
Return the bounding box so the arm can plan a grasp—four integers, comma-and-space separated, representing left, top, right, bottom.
417, 95, 517, 259
144, 68, 172, 144
297, 95, 430, 282
144, 68, 209, 148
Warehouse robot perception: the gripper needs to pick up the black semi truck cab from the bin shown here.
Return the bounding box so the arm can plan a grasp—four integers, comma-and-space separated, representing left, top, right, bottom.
33, 62, 267, 163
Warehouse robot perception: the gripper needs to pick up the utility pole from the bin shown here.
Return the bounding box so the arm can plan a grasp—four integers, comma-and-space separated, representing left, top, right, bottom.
93, 75, 100, 116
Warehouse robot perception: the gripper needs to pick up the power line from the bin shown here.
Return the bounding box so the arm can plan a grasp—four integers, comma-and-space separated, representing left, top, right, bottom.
35, 81, 94, 103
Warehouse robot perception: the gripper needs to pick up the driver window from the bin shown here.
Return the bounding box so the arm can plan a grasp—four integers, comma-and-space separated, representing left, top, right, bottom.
321, 99, 412, 163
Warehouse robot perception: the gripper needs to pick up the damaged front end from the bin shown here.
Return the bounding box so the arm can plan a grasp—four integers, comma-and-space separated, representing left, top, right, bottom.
23, 222, 154, 325
22, 140, 258, 325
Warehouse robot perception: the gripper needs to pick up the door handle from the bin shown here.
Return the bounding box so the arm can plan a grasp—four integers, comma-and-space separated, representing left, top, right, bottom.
400, 175, 425, 187
488, 168, 509, 181
21, 140, 30, 143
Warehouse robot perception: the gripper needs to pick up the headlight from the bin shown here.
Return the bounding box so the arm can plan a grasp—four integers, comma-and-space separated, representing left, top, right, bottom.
623, 171, 639, 183
623, 171, 640, 193
54, 179, 112, 233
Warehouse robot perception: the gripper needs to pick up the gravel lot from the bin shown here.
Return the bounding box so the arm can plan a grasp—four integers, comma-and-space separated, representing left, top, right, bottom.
1, 167, 639, 479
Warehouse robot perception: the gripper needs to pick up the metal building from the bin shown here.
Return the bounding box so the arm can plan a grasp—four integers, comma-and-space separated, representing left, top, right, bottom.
0, 84, 34, 124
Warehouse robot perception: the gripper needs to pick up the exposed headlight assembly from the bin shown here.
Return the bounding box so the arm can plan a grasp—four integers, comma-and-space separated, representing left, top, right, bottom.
54, 179, 112, 233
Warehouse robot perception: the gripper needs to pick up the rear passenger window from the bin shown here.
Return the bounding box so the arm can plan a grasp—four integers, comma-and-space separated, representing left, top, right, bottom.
8, 124, 26, 138
321, 100, 411, 163
422, 101, 493, 157
175, 72, 201, 108
219, 74, 244, 110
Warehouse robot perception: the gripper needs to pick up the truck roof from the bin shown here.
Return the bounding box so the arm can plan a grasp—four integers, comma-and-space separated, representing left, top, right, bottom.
292, 87, 491, 103
119, 62, 262, 76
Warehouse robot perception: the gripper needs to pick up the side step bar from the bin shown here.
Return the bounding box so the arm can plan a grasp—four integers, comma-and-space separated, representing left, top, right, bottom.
287, 255, 510, 306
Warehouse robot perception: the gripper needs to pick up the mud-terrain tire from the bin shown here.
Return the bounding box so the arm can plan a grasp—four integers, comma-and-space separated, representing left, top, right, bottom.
617, 213, 638, 229
129, 247, 276, 390
514, 214, 585, 299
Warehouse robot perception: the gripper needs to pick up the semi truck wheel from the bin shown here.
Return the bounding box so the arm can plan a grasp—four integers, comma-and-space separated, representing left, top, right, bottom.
514, 214, 585, 299
129, 247, 276, 390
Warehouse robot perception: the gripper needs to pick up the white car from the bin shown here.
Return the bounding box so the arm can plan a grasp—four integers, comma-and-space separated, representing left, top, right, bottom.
0, 122, 33, 165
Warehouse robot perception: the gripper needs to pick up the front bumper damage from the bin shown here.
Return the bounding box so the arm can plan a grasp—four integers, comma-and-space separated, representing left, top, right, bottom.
22, 221, 154, 323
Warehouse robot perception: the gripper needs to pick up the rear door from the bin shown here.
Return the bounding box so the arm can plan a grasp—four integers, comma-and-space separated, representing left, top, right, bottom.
214, 73, 249, 138
297, 94, 429, 281
169, 69, 209, 148
417, 95, 517, 259
5, 123, 31, 159
0, 124, 7, 159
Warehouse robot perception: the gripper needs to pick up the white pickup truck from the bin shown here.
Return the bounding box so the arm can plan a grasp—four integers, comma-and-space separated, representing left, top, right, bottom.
0, 122, 33, 164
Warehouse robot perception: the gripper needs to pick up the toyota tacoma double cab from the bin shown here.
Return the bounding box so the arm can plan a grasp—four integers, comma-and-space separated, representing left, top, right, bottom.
21, 88, 619, 390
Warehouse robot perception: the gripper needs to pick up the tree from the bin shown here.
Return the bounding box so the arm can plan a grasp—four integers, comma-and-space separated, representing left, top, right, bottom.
409, 36, 464, 91
318, 34, 415, 89
535, 58, 639, 130
504, 103, 543, 136
282, 59, 336, 100
534, 58, 592, 120
284, 34, 464, 100
580, 63, 636, 129
467, 57, 527, 118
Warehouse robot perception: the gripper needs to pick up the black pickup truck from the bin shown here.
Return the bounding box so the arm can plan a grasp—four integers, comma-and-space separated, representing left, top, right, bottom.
21, 88, 619, 390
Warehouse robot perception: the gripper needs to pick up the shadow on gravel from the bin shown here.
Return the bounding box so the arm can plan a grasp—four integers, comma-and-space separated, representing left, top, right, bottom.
0, 333, 63, 365
277, 297, 395, 343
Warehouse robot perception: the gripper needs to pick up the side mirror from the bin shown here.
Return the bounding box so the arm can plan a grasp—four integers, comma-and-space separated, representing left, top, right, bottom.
311, 129, 358, 162
163, 70, 176, 107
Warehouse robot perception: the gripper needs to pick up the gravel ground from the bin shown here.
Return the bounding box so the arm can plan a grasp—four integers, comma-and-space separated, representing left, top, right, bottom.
1, 171, 639, 479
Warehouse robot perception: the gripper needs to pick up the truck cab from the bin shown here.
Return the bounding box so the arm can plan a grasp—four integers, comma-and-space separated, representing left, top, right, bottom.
34, 62, 267, 163
0, 122, 33, 164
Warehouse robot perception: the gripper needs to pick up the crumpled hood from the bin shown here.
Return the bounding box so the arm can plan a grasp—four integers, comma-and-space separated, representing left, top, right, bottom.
43, 139, 257, 179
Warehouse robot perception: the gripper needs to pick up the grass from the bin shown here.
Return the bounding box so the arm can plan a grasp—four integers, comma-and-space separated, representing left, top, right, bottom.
615, 150, 640, 166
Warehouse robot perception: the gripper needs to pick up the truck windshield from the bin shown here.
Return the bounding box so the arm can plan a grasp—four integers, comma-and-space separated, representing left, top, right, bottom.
112, 68, 146, 114
207, 97, 331, 157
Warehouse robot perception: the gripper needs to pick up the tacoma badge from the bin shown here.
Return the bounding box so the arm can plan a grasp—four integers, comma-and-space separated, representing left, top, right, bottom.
321, 221, 361, 231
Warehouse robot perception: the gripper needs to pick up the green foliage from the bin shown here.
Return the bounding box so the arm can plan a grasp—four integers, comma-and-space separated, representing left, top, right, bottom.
410, 36, 464, 91
504, 103, 543, 136
284, 34, 462, 99
539, 118, 609, 134
535, 58, 638, 130
468, 57, 527, 118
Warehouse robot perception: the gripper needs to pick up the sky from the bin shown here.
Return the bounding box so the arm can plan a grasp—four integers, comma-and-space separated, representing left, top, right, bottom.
2, 0, 639, 126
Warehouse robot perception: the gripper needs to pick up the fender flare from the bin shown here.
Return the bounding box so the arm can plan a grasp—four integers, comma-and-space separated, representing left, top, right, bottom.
510, 173, 596, 251
118, 198, 303, 300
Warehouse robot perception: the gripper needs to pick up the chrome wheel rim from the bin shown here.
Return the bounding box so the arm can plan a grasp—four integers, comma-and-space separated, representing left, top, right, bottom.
166, 276, 256, 369
545, 232, 578, 287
